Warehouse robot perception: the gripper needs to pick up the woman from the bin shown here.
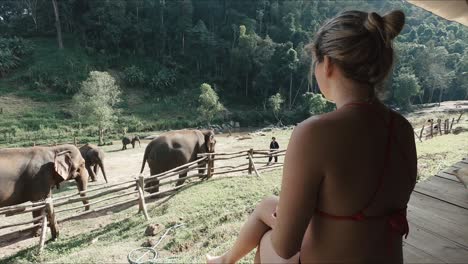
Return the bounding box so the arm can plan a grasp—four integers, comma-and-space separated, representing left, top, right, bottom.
207, 9, 417, 264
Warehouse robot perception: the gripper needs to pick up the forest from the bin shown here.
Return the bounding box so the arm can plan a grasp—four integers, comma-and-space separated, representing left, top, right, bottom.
0, 0, 467, 134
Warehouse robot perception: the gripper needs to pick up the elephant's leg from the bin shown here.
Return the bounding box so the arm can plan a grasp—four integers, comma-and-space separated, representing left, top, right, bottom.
176, 172, 188, 186
198, 160, 207, 178
147, 168, 160, 193
76, 178, 90, 210
94, 165, 99, 179
87, 163, 97, 182
31, 208, 44, 237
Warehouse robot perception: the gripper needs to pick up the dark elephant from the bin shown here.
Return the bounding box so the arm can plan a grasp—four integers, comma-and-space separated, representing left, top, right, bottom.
140, 130, 216, 193
79, 144, 108, 183
122, 136, 141, 150
0, 144, 90, 237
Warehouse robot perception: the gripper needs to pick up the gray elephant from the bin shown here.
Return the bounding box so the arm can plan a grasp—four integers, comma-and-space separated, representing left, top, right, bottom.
79, 144, 108, 183
140, 130, 216, 193
0, 144, 90, 238
122, 136, 141, 150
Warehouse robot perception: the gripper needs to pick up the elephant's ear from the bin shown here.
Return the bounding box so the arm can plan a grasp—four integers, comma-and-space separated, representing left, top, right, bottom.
203, 130, 216, 152
54, 152, 72, 180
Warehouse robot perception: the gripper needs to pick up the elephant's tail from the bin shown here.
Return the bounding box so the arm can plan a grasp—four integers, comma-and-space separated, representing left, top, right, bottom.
140, 146, 150, 174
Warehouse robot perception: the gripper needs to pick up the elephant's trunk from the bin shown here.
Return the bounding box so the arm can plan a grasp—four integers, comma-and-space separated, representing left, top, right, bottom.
99, 160, 108, 183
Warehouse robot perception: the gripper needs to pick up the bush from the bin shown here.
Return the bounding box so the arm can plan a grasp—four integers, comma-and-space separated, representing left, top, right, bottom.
0, 37, 33, 76
300, 92, 335, 116
149, 67, 177, 92
123, 65, 146, 87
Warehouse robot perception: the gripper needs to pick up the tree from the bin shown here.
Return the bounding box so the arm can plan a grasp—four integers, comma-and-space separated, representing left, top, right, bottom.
393, 68, 421, 109
197, 83, 225, 125
73, 71, 121, 145
269, 92, 284, 126
51, 0, 63, 49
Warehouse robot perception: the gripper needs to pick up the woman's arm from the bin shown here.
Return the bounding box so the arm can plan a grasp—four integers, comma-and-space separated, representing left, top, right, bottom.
270, 119, 326, 258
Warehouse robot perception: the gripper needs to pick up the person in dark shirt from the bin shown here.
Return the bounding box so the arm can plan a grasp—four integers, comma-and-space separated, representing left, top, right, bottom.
268, 137, 280, 165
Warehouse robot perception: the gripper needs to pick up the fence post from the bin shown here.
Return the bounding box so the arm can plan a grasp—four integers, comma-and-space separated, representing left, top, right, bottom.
207, 155, 213, 179
450, 118, 455, 132
248, 152, 261, 177
248, 149, 253, 175
429, 120, 433, 138
418, 124, 425, 142
445, 119, 450, 134
38, 209, 48, 253
45, 197, 59, 240
73, 137, 77, 146
137, 174, 150, 220
437, 119, 442, 136
456, 112, 463, 123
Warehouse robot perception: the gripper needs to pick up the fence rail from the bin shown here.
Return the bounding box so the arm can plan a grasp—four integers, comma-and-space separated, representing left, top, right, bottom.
0, 147, 285, 253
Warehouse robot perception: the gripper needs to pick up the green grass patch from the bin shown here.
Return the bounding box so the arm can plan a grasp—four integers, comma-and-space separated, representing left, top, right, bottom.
1, 173, 282, 263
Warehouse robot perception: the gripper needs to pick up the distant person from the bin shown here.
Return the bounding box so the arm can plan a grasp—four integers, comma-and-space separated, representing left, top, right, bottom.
267, 137, 280, 165
207, 9, 416, 264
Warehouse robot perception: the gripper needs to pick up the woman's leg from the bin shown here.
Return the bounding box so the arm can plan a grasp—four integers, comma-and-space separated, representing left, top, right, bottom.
206, 196, 278, 264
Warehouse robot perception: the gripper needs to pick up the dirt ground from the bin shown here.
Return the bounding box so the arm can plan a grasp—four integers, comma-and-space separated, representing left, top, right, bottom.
0, 129, 289, 259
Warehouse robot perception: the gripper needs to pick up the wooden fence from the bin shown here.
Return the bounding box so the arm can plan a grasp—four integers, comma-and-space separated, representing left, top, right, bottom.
413, 112, 465, 142
0, 148, 286, 253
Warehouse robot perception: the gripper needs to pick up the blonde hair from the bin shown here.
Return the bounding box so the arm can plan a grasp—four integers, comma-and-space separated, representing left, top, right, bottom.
310, 10, 405, 93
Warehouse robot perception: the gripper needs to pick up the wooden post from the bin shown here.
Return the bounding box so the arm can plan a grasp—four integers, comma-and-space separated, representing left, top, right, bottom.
248, 149, 253, 175
38, 209, 48, 253
437, 119, 442, 136
45, 197, 59, 240
73, 137, 77, 146
450, 118, 455, 132
445, 119, 450, 134
456, 112, 463, 123
419, 124, 425, 142
136, 174, 150, 220
429, 120, 433, 138
207, 155, 213, 179
248, 153, 261, 177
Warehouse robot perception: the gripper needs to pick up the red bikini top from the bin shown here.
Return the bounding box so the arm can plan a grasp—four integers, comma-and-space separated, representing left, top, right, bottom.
314, 101, 409, 251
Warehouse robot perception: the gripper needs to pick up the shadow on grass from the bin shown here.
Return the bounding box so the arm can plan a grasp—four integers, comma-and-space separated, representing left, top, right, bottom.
1, 215, 145, 263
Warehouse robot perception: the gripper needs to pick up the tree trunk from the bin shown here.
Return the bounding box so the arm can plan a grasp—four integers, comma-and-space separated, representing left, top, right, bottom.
289, 72, 293, 110
51, 0, 63, 49
182, 32, 185, 54
245, 72, 249, 96
98, 128, 104, 146
438, 88, 444, 106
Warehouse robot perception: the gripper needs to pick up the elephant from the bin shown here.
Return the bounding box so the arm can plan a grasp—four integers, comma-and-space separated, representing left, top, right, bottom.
122, 136, 141, 150
0, 144, 90, 238
140, 130, 216, 193
79, 144, 108, 183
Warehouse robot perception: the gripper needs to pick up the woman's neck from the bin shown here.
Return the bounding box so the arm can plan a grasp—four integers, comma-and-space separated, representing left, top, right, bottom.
329, 77, 373, 109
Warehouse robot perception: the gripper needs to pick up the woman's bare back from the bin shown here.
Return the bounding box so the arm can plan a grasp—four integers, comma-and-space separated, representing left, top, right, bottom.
298, 102, 417, 263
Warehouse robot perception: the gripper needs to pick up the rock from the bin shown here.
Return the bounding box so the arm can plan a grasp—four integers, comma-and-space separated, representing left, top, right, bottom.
145, 224, 161, 236
258, 132, 266, 136
237, 136, 252, 140
234, 122, 240, 128
262, 128, 272, 132
230, 121, 235, 127
91, 237, 99, 244
141, 238, 157, 247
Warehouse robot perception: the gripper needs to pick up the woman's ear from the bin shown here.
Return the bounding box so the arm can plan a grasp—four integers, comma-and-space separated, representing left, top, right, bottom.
323, 56, 334, 77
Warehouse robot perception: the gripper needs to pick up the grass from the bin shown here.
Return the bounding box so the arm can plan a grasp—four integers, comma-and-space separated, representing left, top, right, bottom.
1, 173, 283, 263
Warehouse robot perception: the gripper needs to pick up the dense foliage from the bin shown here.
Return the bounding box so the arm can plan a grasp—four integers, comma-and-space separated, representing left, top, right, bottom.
73, 71, 122, 145
0, 0, 467, 113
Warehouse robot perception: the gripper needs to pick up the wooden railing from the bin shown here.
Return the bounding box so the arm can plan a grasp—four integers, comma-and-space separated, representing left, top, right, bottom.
0, 148, 286, 252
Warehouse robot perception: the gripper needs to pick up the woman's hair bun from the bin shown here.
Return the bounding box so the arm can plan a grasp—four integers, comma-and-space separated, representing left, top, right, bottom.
365, 10, 405, 44
382, 10, 405, 41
